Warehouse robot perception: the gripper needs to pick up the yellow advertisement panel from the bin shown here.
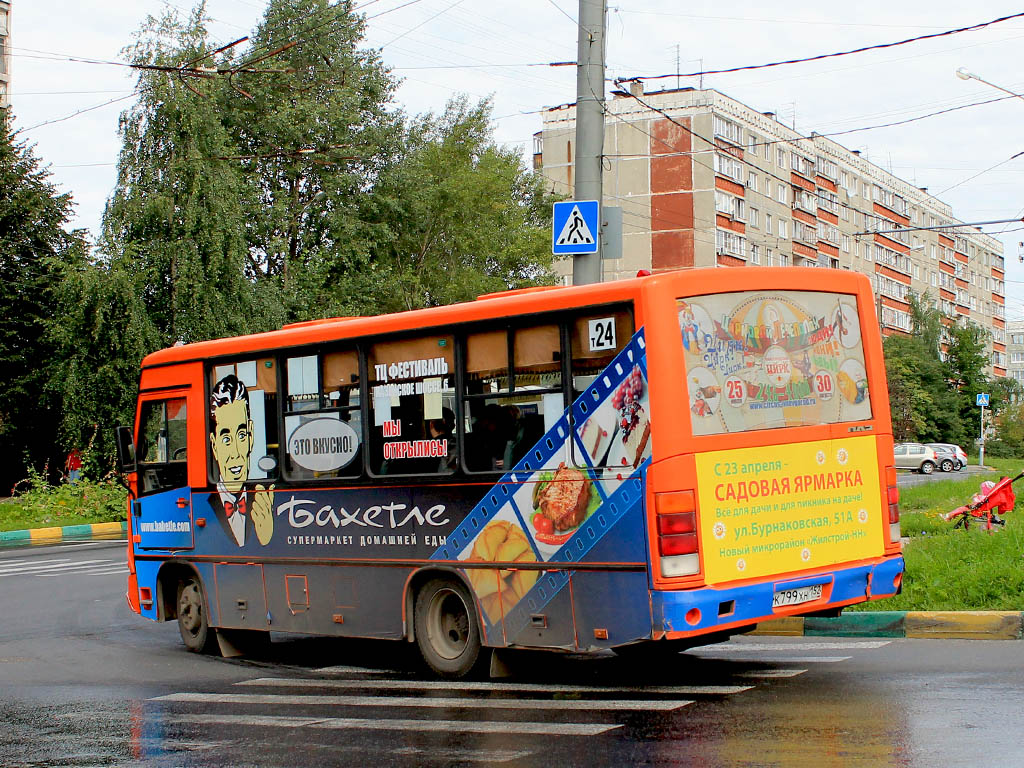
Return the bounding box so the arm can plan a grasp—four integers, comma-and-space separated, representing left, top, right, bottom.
695, 435, 884, 584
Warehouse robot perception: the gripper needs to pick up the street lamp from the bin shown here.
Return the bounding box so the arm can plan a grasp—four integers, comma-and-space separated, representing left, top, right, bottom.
955, 67, 1024, 102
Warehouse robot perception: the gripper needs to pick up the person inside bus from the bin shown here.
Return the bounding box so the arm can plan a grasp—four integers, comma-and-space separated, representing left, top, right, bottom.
208, 374, 275, 547
465, 403, 513, 472
426, 407, 457, 473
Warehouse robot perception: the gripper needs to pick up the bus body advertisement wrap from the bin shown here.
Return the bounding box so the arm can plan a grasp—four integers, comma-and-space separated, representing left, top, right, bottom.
696, 436, 883, 584
679, 290, 871, 433
123, 269, 903, 676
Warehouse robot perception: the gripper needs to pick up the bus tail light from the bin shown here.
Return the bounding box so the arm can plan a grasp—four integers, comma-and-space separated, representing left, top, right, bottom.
886, 467, 901, 543
656, 491, 700, 577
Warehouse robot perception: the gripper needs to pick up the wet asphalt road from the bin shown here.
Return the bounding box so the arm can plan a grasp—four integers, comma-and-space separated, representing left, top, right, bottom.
896, 463, 988, 489
2, 541, 1024, 767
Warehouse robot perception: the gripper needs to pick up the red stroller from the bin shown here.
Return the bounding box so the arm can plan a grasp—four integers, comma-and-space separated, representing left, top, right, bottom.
943, 471, 1021, 531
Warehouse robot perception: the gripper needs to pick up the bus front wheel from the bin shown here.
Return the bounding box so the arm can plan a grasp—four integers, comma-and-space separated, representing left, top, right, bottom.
414, 578, 485, 679
177, 576, 216, 654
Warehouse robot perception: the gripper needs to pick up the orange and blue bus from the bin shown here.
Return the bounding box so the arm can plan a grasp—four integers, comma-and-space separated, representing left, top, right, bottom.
119, 268, 904, 677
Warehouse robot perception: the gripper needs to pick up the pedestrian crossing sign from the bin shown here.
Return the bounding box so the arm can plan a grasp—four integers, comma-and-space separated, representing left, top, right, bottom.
552, 200, 599, 255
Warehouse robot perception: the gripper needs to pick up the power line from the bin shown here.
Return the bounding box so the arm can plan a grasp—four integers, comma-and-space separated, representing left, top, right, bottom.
16, 95, 136, 133
379, 0, 471, 49
633, 10, 1024, 81
544, 0, 577, 25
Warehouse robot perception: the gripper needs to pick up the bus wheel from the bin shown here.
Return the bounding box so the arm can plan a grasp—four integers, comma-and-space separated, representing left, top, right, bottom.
415, 578, 485, 679
177, 576, 216, 654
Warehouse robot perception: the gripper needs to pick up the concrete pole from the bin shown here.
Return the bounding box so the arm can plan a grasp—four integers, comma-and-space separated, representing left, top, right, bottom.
571, 0, 606, 286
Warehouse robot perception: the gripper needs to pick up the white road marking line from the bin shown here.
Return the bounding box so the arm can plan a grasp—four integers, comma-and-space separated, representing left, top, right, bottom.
689, 655, 852, 664
165, 713, 618, 736
0, 561, 69, 573
152, 692, 692, 712
737, 669, 808, 679
31, 563, 124, 576
313, 665, 391, 675
393, 746, 534, 762
0, 558, 112, 575
700, 641, 891, 652
236, 677, 752, 696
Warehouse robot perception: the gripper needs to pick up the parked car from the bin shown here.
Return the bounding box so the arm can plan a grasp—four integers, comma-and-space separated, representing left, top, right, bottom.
927, 443, 968, 471
894, 442, 938, 474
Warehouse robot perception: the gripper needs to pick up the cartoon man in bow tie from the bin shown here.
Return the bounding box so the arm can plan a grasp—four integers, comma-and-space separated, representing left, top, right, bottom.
209, 374, 274, 547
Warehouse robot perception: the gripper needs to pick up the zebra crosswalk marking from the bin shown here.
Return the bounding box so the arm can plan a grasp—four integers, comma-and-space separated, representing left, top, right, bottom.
688, 655, 852, 663
236, 677, 752, 696
697, 641, 891, 652
153, 692, 693, 712
164, 714, 618, 737
0, 559, 113, 576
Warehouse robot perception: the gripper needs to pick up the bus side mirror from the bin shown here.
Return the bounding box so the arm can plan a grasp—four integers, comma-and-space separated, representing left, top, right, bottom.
115, 426, 137, 474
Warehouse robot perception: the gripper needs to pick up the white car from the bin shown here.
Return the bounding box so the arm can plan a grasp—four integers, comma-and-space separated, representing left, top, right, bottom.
894, 443, 938, 474
927, 443, 968, 471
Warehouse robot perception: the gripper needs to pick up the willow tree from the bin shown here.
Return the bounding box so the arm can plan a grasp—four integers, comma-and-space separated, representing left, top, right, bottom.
102, 5, 279, 344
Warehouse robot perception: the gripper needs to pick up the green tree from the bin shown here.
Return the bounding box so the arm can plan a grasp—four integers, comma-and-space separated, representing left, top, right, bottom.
47, 256, 161, 467
103, 6, 279, 344
944, 321, 990, 443
0, 109, 88, 487
884, 334, 962, 442
224, 0, 402, 318
368, 97, 556, 312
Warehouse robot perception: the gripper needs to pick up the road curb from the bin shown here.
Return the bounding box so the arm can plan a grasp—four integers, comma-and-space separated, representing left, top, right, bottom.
753, 611, 1024, 640
0, 521, 127, 544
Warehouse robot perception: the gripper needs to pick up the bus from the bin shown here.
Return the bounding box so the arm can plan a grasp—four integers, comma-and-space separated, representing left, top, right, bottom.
118, 268, 904, 677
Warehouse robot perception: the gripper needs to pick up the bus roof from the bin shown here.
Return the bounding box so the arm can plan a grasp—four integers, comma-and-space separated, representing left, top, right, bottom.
140, 267, 871, 369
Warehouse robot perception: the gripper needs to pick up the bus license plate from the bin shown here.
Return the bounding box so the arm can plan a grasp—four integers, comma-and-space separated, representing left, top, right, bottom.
772, 584, 823, 608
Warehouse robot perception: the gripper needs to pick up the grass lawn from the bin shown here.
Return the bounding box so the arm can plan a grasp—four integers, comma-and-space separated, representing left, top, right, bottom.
0, 476, 127, 533
848, 457, 1024, 611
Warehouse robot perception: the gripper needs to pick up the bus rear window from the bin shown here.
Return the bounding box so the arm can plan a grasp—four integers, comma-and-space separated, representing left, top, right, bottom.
678, 290, 871, 435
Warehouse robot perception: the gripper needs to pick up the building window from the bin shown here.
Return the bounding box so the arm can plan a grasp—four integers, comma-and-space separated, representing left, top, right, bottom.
716, 228, 747, 258
776, 148, 787, 169
715, 191, 746, 221
765, 213, 772, 233
748, 207, 759, 228
841, 234, 851, 253
778, 219, 788, 239
713, 152, 744, 183
750, 244, 761, 265
816, 156, 838, 179
765, 248, 774, 266
713, 115, 744, 145
775, 183, 788, 204
747, 171, 758, 192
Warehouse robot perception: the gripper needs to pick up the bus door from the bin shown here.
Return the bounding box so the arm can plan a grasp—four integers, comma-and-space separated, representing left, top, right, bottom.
134, 393, 195, 551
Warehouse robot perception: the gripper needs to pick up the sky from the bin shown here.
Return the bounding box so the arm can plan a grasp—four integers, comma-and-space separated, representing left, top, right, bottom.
7, 0, 1024, 317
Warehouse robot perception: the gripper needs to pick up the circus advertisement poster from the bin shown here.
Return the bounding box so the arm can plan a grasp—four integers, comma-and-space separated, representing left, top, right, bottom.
677, 291, 872, 436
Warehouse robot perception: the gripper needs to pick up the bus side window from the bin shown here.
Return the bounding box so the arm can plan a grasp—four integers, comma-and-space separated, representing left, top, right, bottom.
463, 324, 563, 474
367, 335, 456, 478
569, 309, 634, 467
282, 349, 363, 482
137, 398, 188, 495
208, 359, 279, 486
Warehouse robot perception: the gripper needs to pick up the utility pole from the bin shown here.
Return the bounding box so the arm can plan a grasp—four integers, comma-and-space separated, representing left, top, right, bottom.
572, 0, 606, 286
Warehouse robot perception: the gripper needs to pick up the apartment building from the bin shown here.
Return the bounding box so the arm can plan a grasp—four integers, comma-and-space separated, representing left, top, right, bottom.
1008, 321, 1024, 387
535, 85, 1008, 376
0, 1, 10, 109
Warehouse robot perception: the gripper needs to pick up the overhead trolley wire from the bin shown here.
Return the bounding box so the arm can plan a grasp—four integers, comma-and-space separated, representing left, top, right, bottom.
632, 10, 1024, 81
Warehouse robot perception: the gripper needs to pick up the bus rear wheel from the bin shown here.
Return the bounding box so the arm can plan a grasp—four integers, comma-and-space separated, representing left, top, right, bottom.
177, 576, 216, 654
414, 578, 485, 679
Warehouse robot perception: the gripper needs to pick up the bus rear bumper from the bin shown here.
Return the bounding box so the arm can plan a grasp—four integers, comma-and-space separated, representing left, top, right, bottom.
653, 556, 905, 638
